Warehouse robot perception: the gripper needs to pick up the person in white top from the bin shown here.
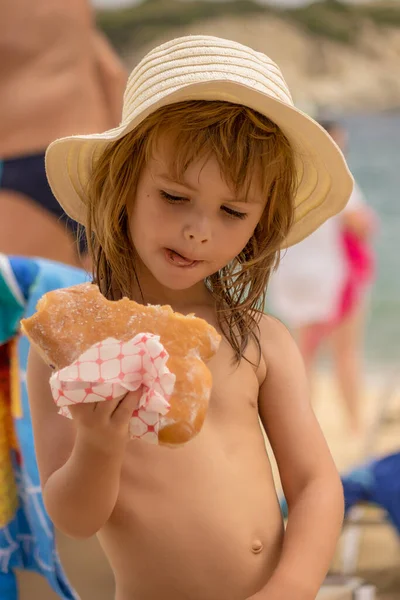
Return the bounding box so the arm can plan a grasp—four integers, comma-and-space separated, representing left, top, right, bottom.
268, 121, 376, 435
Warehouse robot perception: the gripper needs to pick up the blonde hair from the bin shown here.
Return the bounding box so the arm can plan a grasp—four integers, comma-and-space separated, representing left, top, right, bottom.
86, 100, 297, 362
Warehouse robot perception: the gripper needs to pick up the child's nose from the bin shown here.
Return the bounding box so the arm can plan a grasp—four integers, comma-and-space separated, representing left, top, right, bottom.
183, 220, 211, 244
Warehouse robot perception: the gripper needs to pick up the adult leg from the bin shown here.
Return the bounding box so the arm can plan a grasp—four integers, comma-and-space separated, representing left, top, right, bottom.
329, 304, 366, 435
294, 322, 327, 388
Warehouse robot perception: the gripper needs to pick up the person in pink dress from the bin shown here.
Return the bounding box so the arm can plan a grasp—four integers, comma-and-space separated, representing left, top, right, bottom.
323, 120, 377, 436
269, 120, 377, 436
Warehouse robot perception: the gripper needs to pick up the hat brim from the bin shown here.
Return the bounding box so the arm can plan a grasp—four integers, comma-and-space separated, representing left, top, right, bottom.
45, 80, 353, 248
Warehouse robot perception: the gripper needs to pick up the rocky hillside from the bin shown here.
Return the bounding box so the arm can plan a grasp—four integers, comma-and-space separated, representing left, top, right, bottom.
98, 0, 400, 112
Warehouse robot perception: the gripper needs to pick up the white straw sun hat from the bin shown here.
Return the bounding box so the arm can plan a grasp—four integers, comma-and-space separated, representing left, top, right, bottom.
45, 35, 353, 248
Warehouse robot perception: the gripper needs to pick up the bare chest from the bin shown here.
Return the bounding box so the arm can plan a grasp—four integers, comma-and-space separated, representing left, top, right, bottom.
100, 333, 282, 600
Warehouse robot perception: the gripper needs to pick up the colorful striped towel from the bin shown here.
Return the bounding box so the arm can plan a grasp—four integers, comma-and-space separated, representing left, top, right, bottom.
0, 254, 88, 599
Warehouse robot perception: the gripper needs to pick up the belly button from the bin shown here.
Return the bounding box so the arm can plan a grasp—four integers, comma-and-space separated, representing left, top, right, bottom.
251, 540, 264, 554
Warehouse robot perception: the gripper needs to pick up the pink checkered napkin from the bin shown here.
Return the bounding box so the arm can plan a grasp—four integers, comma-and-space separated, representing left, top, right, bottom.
49, 334, 176, 444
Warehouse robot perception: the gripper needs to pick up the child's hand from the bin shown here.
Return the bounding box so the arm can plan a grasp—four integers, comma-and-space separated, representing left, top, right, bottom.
68, 389, 142, 452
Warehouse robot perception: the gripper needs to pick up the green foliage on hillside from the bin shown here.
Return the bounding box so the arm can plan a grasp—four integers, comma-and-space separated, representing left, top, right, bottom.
97, 0, 267, 52
282, 0, 400, 43
96, 0, 400, 52
282, 0, 360, 43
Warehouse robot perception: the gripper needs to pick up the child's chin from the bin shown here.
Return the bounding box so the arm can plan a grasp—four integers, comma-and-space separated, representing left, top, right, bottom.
161, 279, 202, 292
156, 272, 205, 292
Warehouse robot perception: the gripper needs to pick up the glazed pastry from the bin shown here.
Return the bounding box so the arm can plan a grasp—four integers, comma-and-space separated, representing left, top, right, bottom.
21, 283, 221, 445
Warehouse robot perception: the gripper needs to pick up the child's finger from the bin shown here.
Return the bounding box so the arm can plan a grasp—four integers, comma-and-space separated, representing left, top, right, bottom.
69, 397, 124, 420
68, 402, 97, 419
111, 389, 142, 425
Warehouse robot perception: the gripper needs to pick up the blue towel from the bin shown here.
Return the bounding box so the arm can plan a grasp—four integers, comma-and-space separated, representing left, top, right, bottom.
0, 255, 89, 599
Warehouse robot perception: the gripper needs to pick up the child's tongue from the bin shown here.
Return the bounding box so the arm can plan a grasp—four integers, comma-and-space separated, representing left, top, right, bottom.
167, 249, 195, 266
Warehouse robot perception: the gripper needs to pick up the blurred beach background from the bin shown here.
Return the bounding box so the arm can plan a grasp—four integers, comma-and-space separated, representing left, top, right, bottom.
345, 112, 399, 372
5, 0, 400, 598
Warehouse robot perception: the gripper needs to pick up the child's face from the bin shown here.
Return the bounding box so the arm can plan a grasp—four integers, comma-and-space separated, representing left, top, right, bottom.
128, 133, 266, 291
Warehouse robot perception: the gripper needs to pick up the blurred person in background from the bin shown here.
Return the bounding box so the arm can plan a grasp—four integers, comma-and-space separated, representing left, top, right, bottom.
0, 4, 126, 598
269, 120, 377, 437
0, 0, 127, 268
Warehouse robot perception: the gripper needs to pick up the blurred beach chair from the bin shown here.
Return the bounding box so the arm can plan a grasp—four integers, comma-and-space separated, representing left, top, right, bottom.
340, 452, 400, 573
0, 254, 88, 599
338, 372, 400, 575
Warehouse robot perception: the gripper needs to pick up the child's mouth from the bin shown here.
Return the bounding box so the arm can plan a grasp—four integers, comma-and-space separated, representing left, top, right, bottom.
164, 248, 200, 268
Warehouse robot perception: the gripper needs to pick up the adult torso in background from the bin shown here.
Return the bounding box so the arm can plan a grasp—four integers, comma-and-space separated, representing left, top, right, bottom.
0, 0, 125, 158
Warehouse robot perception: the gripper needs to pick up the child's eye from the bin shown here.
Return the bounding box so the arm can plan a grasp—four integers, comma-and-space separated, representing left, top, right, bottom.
222, 206, 248, 220
160, 190, 186, 203
160, 191, 246, 220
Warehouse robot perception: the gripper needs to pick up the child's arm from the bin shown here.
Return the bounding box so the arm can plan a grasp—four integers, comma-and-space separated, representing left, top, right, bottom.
251, 316, 344, 600
27, 347, 140, 539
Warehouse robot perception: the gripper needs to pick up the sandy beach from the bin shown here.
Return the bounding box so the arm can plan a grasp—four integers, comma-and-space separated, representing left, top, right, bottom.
17, 372, 400, 599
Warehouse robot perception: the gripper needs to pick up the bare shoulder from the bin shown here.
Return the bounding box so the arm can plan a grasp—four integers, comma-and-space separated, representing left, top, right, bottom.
27, 346, 76, 486
257, 314, 301, 376
257, 313, 294, 342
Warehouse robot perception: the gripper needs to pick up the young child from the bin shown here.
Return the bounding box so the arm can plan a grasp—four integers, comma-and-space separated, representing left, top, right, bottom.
27, 36, 353, 600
